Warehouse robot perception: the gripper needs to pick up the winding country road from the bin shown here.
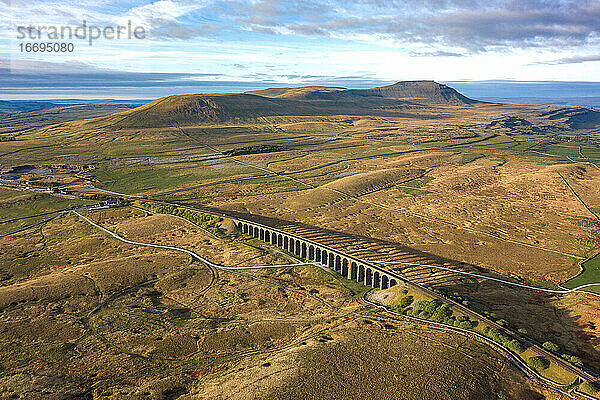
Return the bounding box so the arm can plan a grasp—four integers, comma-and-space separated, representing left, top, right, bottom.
71, 210, 336, 309
71, 206, 594, 398
3, 182, 599, 390
72, 205, 598, 385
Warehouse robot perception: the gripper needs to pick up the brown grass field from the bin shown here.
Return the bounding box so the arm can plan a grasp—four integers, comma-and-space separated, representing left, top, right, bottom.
1, 93, 599, 398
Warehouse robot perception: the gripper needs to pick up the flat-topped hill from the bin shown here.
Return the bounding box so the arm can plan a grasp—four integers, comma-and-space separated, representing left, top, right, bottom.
247, 80, 478, 105
93, 81, 480, 128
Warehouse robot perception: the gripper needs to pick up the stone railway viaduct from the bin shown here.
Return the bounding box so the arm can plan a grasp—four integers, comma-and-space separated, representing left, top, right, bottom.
234, 219, 399, 289
230, 215, 599, 384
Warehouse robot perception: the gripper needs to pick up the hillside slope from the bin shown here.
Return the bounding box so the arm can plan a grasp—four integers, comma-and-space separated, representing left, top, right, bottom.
97, 93, 320, 128
91, 81, 478, 128
538, 107, 600, 129
0, 100, 57, 114
0, 104, 134, 131
247, 80, 479, 105
354, 81, 478, 104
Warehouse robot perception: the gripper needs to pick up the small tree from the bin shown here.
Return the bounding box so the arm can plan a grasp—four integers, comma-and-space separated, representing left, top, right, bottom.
487, 328, 510, 345
542, 341, 560, 352
399, 295, 413, 308
455, 320, 474, 330
431, 306, 451, 323
507, 339, 525, 353
527, 356, 550, 372
412, 301, 428, 313
568, 355, 584, 367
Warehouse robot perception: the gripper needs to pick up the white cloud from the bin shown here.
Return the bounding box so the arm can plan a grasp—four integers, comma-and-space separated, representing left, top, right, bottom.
116, 0, 207, 29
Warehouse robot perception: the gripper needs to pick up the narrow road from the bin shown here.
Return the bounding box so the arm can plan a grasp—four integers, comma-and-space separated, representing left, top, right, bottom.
0, 214, 62, 237
361, 292, 580, 400
381, 264, 599, 383
373, 260, 600, 297
71, 210, 335, 309
72, 205, 598, 395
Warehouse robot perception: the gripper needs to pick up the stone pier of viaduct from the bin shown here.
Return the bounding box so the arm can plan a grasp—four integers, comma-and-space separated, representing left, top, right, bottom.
234, 219, 398, 289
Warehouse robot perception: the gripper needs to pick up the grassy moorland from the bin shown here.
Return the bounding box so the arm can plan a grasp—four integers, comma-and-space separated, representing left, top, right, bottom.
0, 82, 599, 398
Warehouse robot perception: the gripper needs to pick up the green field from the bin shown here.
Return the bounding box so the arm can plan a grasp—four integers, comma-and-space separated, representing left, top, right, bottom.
0, 188, 22, 200
564, 253, 600, 294
91, 162, 258, 195
0, 190, 94, 235
459, 153, 485, 164
531, 142, 600, 165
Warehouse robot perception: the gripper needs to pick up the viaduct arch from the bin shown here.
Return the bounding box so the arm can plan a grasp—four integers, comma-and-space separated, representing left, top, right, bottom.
235, 220, 398, 289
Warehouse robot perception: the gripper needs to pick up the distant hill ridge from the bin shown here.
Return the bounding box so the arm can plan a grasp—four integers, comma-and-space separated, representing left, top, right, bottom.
95, 81, 480, 128
0, 100, 57, 114
355, 81, 478, 104
247, 81, 478, 105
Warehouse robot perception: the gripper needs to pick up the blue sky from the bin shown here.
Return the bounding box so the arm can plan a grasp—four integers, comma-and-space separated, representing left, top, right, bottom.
1, 0, 600, 99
